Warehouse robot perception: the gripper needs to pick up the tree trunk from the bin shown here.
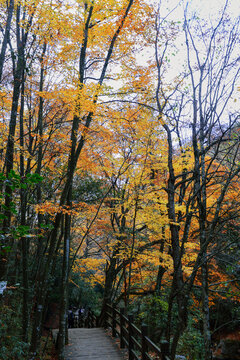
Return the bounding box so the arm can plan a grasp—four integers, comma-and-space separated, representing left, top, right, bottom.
0, 0, 14, 82
1, 4, 26, 281
58, 212, 71, 359
34, 42, 47, 281
201, 261, 212, 359
19, 69, 29, 342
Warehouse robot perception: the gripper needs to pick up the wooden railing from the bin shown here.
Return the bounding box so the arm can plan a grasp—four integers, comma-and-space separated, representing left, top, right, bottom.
72, 307, 98, 328
101, 303, 170, 360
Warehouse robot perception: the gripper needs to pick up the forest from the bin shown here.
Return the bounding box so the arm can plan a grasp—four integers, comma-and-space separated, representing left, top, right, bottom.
0, 0, 239, 359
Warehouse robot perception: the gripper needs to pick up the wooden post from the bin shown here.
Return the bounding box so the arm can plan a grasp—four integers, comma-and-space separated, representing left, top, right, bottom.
89, 309, 93, 328
78, 312, 83, 327
55, 331, 59, 349
141, 324, 148, 360
73, 314, 77, 328
103, 303, 107, 328
161, 340, 169, 360
87, 307, 91, 328
112, 304, 117, 337
120, 307, 125, 348
99, 303, 103, 328
128, 314, 134, 360
91, 310, 94, 328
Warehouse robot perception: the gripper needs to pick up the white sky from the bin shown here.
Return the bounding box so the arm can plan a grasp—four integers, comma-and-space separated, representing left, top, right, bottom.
137, 0, 240, 74
153, 0, 240, 19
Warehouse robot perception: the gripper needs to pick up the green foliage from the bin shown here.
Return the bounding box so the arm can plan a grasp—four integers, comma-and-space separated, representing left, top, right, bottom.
46, 256, 103, 314
68, 274, 103, 314
73, 175, 106, 203
176, 317, 204, 360
0, 337, 28, 360
25, 173, 43, 184
40, 223, 54, 230
12, 225, 30, 238
130, 292, 205, 359
210, 298, 240, 333
0, 170, 42, 192
0, 171, 43, 247
130, 294, 169, 341
0, 303, 29, 359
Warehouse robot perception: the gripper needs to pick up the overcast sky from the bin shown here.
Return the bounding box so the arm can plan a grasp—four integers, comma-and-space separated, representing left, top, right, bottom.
153, 0, 240, 19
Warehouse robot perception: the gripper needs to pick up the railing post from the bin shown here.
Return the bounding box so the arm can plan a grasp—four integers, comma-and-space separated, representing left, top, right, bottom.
112, 304, 117, 337
141, 324, 148, 360
86, 307, 91, 328
128, 314, 134, 360
89, 309, 93, 328
103, 303, 107, 328
161, 340, 169, 360
91, 310, 94, 328
120, 307, 125, 348
73, 314, 76, 328
78, 309, 84, 327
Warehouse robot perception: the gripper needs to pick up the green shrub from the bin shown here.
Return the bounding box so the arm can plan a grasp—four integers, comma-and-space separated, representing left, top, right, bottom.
176, 318, 204, 360
0, 304, 29, 359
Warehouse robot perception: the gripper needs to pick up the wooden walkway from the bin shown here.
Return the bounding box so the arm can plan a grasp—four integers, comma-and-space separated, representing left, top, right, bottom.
53, 328, 126, 359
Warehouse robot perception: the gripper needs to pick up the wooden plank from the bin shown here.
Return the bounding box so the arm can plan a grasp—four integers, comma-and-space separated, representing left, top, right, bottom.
52, 328, 126, 360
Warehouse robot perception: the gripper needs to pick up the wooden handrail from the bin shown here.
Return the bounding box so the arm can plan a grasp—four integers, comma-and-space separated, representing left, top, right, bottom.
72, 307, 98, 328
70, 303, 171, 359
102, 303, 170, 360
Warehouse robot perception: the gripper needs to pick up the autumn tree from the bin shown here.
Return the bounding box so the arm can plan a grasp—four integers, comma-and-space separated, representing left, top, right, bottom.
0, 0, 155, 357
151, 1, 240, 358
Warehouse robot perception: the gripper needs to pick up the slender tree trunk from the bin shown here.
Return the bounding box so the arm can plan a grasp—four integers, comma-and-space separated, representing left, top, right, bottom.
163, 124, 186, 359
58, 211, 71, 359
127, 195, 138, 305
34, 42, 47, 280
0, 4, 26, 281
0, 0, 14, 82
19, 69, 29, 342
201, 261, 212, 359
155, 264, 166, 295
155, 229, 166, 295
103, 257, 117, 306
29, 212, 63, 357
198, 64, 212, 359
